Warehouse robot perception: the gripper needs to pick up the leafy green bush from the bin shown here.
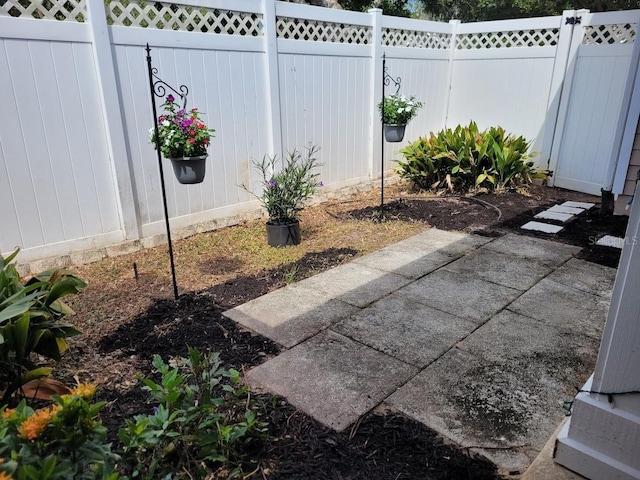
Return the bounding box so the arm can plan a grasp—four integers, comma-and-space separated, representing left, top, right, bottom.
0, 384, 119, 480
397, 122, 548, 192
118, 348, 267, 479
0, 250, 85, 405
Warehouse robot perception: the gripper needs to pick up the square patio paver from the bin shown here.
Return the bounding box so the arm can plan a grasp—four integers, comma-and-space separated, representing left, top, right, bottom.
443, 248, 554, 291
333, 292, 477, 368
545, 257, 617, 299
223, 284, 360, 348
394, 229, 491, 256
247, 330, 417, 431
508, 278, 610, 340
484, 233, 580, 265
352, 246, 456, 280
396, 269, 521, 323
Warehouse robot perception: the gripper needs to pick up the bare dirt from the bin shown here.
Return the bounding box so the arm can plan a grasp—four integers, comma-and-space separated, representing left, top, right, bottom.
60, 183, 627, 479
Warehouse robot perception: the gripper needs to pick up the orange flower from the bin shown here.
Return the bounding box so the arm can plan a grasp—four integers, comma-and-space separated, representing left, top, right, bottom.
1, 409, 16, 420
69, 382, 97, 399
0, 470, 13, 480
17, 405, 61, 441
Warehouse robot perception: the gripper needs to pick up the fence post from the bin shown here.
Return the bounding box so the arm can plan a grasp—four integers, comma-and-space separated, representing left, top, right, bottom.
443, 19, 459, 127
85, 0, 140, 240
369, 8, 383, 179
262, 0, 283, 160
546, 9, 588, 184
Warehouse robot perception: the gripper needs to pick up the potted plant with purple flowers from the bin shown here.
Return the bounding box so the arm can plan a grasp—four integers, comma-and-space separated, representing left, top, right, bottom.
242, 145, 322, 247
150, 94, 215, 184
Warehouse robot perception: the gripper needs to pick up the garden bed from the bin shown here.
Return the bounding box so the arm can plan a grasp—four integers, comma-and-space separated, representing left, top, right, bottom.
59, 183, 626, 479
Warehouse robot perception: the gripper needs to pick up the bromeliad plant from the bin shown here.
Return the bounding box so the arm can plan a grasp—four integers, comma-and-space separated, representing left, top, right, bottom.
397, 121, 548, 192
0, 250, 85, 405
149, 94, 215, 158
378, 94, 424, 125
242, 145, 322, 225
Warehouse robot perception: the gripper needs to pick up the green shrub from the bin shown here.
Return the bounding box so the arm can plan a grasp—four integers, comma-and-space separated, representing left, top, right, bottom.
397, 122, 548, 192
0, 250, 85, 405
118, 348, 267, 479
0, 384, 119, 480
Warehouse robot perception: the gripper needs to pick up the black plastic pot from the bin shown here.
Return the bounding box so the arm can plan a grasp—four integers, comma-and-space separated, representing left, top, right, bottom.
168, 154, 208, 184
384, 124, 406, 143
266, 220, 301, 247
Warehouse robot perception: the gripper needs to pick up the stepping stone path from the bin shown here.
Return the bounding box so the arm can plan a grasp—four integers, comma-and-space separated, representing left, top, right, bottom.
521, 201, 595, 234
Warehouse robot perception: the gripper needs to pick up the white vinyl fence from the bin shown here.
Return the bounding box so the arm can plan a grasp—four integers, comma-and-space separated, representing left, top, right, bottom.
0, 0, 638, 265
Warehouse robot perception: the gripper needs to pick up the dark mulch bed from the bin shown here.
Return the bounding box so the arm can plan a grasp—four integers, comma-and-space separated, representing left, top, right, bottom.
77, 185, 628, 479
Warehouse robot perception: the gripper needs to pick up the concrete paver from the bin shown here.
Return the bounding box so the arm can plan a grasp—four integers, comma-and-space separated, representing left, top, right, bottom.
484, 233, 580, 265
352, 245, 456, 280
397, 269, 521, 323
534, 210, 574, 222
546, 258, 617, 298
393, 228, 491, 255
292, 262, 411, 307
521, 221, 564, 234
442, 248, 554, 291
247, 329, 417, 431
548, 205, 587, 215
508, 278, 610, 340
595, 234, 625, 249
561, 201, 594, 210
334, 292, 477, 368
223, 284, 359, 348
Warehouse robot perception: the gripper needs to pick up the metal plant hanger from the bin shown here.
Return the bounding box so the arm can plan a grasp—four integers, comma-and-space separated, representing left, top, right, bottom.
379, 52, 402, 217
146, 43, 187, 300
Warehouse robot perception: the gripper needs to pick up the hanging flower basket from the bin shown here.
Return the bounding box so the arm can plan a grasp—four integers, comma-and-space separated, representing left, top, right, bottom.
150, 94, 215, 184
168, 154, 208, 184
384, 124, 406, 143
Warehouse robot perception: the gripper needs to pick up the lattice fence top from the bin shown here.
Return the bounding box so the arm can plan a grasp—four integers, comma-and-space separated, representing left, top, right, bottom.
457, 28, 560, 49
583, 23, 636, 45
382, 28, 451, 49
105, 0, 263, 34
0, 0, 85, 21
276, 17, 371, 44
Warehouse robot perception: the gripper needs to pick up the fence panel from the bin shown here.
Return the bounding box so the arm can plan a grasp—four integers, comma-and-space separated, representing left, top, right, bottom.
0, 20, 123, 261
552, 10, 640, 195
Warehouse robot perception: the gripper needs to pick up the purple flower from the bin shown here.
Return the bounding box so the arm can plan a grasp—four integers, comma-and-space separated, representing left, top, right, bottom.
181, 118, 193, 129
166, 94, 175, 103
269, 179, 276, 187
318, 181, 324, 187
177, 109, 185, 116
152, 406, 159, 414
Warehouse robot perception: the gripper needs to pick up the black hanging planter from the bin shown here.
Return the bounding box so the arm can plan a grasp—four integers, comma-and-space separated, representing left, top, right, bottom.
168, 154, 208, 184
383, 124, 406, 143
266, 220, 301, 247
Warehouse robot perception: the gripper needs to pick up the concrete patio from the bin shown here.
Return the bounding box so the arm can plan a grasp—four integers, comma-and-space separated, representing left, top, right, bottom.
223, 229, 616, 476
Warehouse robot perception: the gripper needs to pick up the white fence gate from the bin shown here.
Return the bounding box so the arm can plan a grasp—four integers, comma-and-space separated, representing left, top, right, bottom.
549, 9, 640, 195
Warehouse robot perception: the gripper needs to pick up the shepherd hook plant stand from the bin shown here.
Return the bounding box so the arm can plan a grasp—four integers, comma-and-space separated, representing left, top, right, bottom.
380, 52, 402, 217
146, 43, 187, 300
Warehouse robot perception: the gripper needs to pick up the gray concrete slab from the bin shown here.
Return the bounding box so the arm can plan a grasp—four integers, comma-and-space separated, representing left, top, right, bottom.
595, 235, 625, 249
394, 228, 491, 255
247, 330, 417, 431
223, 285, 360, 348
534, 210, 574, 222
546, 258, 617, 299
396, 269, 521, 323
386, 347, 566, 474
333, 292, 477, 368
457, 310, 600, 387
521, 221, 564, 234
352, 246, 456, 279
548, 205, 586, 215
484, 233, 580, 265
508, 278, 610, 340
561, 201, 594, 210
443, 248, 554, 291
292, 262, 412, 308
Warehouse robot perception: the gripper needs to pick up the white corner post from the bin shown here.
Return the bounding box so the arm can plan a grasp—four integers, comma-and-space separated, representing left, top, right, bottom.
442, 19, 459, 128
262, 0, 283, 161
86, 0, 141, 240
369, 8, 383, 179
555, 179, 640, 479
540, 10, 575, 175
